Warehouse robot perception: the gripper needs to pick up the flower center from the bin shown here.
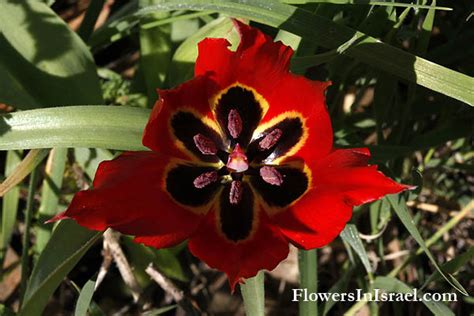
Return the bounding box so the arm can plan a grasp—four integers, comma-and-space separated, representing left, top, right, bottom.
226, 143, 248, 173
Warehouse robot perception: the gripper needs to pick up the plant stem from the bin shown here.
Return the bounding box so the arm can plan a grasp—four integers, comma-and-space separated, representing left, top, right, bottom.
20, 167, 39, 304
298, 249, 318, 316
241, 271, 265, 316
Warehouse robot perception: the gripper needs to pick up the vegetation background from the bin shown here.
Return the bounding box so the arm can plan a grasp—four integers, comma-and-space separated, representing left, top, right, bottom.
0, 0, 472, 315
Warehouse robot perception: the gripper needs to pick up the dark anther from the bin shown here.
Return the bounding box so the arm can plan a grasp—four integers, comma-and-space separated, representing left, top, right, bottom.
259, 128, 283, 150
229, 180, 243, 204
193, 133, 217, 155
193, 171, 218, 189
259, 166, 283, 186
227, 109, 243, 139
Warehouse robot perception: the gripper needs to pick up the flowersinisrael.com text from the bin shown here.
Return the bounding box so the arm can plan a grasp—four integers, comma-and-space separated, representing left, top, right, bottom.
292, 288, 457, 303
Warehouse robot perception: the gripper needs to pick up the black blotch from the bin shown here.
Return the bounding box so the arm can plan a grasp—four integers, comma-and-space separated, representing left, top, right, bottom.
171, 111, 226, 162
215, 86, 264, 147
166, 164, 220, 207
247, 117, 304, 163
250, 166, 308, 208
219, 182, 255, 242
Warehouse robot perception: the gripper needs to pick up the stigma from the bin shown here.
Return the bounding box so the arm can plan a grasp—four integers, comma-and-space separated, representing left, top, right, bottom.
226, 144, 248, 172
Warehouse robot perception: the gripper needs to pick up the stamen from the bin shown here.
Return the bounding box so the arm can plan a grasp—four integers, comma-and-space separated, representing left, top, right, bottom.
260, 166, 283, 186
193, 133, 217, 155
259, 128, 283, 150
229, 180, 243, 205
227, 109, 243, 139
193, 171, 218, 189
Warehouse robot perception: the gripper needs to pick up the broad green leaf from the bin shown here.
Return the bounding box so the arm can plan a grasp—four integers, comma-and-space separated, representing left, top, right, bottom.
74, 278, 96, 316
0, 149, 50, 197
298, 249, 318, 316
241, 271, 265, 316
20, 221, 102, 316
0, 0, 102, 108
340, 224, 372, 275
1, 150, 23, 262
0, 106, 149, 151
35, 148, 68, 255
387, 195, 468, 296
138, 0, 474, 105
373, 276, 455, 316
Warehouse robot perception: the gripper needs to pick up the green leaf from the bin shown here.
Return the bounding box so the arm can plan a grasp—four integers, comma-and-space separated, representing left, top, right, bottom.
138, 0, 474, 105
0, 106, 149, 151
74, 148, 115, 179
423, 246, 474, 287
373, 276, 455, 316
74, 278, 96, 316
0, 149, 50, 197
1, 150, 23, 262
387, 195, 468, 296
280, 0, 452, 10
35, 148, 68, 255
77, 0, 106, 42
0, 0, 102, 108
139, 0, 172, 106
20, 221, 102, 316
240, 271, 265, 316
340, 224, 372, 275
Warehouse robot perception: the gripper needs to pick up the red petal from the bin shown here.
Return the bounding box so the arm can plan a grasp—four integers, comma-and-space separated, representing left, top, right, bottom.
188, 209, 289, 291
134, 233, 188, 249
195, 20, 293, 91
314, 148, 411, 206
51, 152, 202, 239
273, 191, 352, 250
142, 75, 218, 158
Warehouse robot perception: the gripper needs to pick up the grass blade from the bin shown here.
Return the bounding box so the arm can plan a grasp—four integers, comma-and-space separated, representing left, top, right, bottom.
281, 0, 452, 10
387, 195, 468, 296
1, 150, 23, 262
20, 221, 102, 316
35, 148, 68, 256
0, 149, 50, 197
340, 224, 372, 276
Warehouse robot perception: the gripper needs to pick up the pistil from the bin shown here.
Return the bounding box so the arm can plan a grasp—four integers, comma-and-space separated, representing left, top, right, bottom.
227, 109, 243, 139
229, 180, 243, 204
259, 166, 283, 186
193, 171, 218, 188
226, 144, 249, 172
193, 133, 218, 155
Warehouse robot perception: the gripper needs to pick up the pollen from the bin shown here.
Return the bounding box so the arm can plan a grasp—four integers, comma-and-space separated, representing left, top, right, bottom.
227, 109, 243, 139
193, 171, 219, 189
259, 166, 283, 186
193, 133, 218, 155
229, 180, 243, 204
259, 128, 283, 150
